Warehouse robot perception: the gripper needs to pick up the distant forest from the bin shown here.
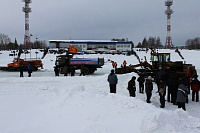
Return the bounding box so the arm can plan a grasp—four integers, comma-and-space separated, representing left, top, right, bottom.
135, 37, 163, 49
0, 33, 200, 50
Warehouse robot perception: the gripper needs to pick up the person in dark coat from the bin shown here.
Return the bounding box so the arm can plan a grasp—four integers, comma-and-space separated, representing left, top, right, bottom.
128, 76, 136, 97
155, 72, 160, 92
145, 76, 153, 103
63, 66, 68, 76
176, 84, 189, 111
107, 69, 118, 93
179, 75, 190, 103
70, 66, 75, 76
159, 79, 166, 108
19, 65, 24, 77
27, 63, 32, 77
171, 74, 179, 105
191, 75, 200, 102
79, 65, 85, 76
156, 70, 167, 92
54, 66, 59, 76
167, 74, 173, 102
137, 74, 145, 93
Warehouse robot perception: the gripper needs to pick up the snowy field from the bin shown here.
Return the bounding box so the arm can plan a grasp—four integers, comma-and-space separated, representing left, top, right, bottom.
1, 49, 200, 133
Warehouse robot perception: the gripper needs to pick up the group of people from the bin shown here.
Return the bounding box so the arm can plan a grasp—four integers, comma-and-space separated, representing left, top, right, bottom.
19, 63, 32, 77
111, 61, 117, 69
111, 60, 127, 69
107, 69, 200, 111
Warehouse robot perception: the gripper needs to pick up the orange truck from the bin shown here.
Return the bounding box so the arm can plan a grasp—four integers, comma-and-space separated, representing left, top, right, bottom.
7, 58, 43, 71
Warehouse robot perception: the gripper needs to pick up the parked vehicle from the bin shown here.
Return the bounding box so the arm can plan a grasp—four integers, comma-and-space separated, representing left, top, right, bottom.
7, 58, 43, 71
55, 54, 104, 75
115, 50, 197, 78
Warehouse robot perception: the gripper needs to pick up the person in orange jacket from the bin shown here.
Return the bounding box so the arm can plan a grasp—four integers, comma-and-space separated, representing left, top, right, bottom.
123, 60, 127, 68
114, 62, 117, 69
112, 61, 115, 68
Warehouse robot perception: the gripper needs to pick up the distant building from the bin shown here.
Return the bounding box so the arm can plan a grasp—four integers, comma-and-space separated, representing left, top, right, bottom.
49, 40, 133, 52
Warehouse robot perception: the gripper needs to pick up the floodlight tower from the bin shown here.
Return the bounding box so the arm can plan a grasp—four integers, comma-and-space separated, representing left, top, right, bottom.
22, 0, 32, 49
165, 0, 173, 49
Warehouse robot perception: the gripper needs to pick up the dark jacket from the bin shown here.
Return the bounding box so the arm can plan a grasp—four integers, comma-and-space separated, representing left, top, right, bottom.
172, 75, 179, 91
27, 64, 32, 73
159, 81, 166, 96
145, 79, 153, 94
128, 79, 136, 91
107, 73, 118, 84
137, 76, 145, 84
176, 84, 189, 103
19, 65, 24, 72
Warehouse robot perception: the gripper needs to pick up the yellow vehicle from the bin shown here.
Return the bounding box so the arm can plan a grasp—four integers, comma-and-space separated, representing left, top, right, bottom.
115, 52, 196, 77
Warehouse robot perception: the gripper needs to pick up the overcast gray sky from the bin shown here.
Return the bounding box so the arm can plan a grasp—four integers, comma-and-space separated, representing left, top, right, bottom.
0, 0, 200, 46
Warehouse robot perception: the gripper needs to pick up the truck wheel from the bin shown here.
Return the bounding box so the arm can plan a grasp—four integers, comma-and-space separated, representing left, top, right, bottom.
89, 69, 96, 74
8, 66, 14, 71
82, 67, 89, 75
32, 66, 38, 71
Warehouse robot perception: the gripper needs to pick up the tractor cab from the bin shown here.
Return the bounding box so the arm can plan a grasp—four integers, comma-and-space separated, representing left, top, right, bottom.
151, 53, 170, 70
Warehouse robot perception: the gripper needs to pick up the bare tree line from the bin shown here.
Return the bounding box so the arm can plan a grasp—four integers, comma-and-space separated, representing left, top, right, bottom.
0, 33, 48, 50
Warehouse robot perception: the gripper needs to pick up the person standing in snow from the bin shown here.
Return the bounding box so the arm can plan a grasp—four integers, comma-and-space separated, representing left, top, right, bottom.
171, 74, 179, 105
176, 83, 189, 111
159, 79, 166, 108
145, 76, 153, 103
27, 63, 32, 77
63, 66, 68, 76
137, 74, 145, 93
107, 69, 118, 93
191, 75, 200, 102
79, 65, 85, 76
54, 66, 59, 76
178, 75, 190, 103
19, 64, 24, 77
70, 66, 75, 76
127, 76, 136, 97
112, 61, 115, 68
167, 74, 173, 102
114, 62, 117, 69
123, 60, 127, 68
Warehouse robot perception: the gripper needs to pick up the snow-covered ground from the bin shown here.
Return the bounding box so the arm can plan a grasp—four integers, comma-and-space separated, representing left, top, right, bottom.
1, 49, 200, 133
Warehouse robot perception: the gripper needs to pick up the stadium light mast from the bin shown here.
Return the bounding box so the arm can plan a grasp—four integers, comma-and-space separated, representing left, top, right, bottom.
22, 0, 32, 49
165, 0, 173, 49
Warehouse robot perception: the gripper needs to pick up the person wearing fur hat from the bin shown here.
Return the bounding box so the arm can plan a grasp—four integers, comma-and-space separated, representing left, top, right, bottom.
145, 76, 153, 103
128, 76, 136, 97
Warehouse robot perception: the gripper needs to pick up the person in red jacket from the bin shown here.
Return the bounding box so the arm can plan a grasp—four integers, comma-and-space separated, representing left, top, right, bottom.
191, 75, 200, 102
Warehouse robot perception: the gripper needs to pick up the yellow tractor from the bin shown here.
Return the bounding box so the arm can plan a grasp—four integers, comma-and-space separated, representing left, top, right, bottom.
115, 51, 196, 78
